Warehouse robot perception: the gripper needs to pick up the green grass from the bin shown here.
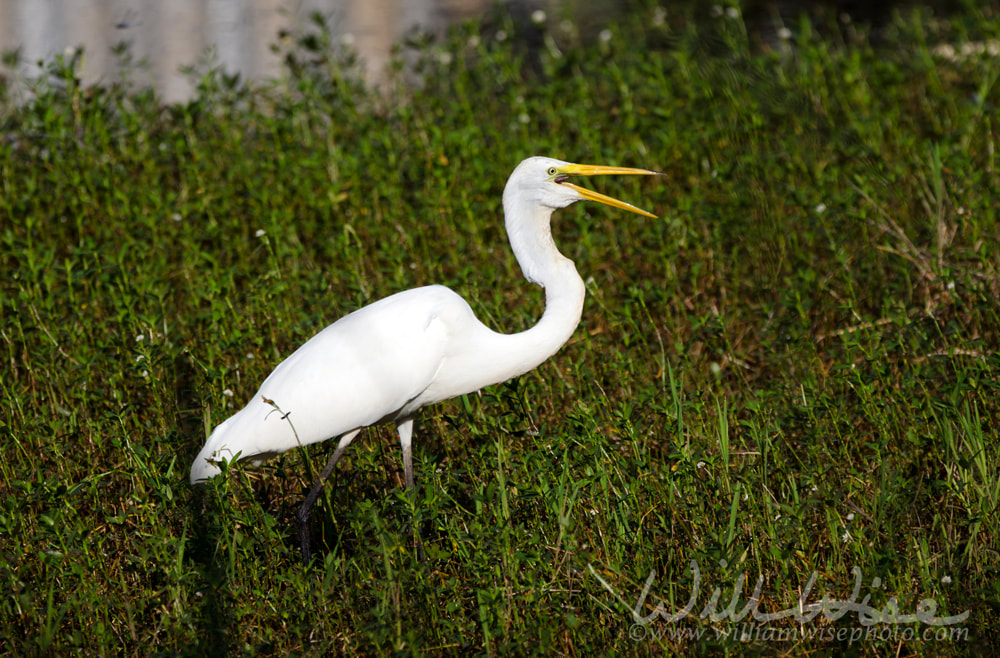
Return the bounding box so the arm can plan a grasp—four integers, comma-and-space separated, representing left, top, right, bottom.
2, 3, 999, 655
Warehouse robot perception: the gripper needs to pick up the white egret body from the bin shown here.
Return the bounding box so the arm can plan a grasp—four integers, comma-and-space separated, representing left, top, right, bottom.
190, 156, 659, 560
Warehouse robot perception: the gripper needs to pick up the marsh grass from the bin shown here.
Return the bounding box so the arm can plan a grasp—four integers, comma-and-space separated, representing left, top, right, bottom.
2, 3, 999, 655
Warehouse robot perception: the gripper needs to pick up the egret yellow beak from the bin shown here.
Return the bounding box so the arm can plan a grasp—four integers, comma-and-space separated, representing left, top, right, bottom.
556, 163, 662, 218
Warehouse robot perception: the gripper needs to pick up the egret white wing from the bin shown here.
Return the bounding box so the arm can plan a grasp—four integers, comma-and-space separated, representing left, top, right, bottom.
189, 285, 470, 482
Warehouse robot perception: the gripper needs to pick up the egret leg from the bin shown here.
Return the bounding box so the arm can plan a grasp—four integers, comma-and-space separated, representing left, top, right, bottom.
397, 417, 425, 563
297, 428, 362, 565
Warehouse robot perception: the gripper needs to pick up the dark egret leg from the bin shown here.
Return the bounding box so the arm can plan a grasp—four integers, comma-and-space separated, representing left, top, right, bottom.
397, 417, 425, 562
297, 428, 362, 564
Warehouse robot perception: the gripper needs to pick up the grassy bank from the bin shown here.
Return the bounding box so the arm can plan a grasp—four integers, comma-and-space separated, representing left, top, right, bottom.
2, 3, 998, 655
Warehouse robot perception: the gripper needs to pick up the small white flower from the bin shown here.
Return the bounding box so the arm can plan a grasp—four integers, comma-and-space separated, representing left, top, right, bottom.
340, 33, 355, 48
135, 355, 144, 363
815, 203, 827, 213
135, 335, 145, 342
696, 461, 706, 469
841, 530, 851, 543
941, 575, 952, 584
467, 35, 480, 48
653, 7, 667, 26
599, 29, 612, 44
495, 29, 507, 42
531, 10, 546, 25
710, 5, 723, 17
846, 512, 855, 522
255, 229, 266, 237
436, 51, 453, 65
518, 112, 530, 124
223, 389, 234, 397
171, 213, 183, 222
726, 7, 739, 19
778, 27, 792, 40
589, 509, 598, 516
933, 44, 956, 60
810, 485, 818, 492
141, 370, 149, 378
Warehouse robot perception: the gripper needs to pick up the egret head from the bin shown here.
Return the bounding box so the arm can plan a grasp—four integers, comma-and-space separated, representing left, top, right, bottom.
503, 156, 660, 218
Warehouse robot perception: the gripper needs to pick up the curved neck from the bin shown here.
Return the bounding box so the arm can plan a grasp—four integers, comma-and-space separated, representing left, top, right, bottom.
493, 194, 586, 380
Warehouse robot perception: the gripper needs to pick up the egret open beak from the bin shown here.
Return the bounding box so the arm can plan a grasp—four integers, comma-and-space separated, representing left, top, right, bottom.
557, 163, 662, 218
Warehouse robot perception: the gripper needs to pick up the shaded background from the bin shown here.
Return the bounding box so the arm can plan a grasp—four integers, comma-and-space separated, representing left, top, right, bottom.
0, 0, 971, 103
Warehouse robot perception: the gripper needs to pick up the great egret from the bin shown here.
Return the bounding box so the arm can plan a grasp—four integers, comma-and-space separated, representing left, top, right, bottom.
190, 156, 660, 562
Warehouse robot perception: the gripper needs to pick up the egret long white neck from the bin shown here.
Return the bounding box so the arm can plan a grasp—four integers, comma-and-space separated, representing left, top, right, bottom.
497, 191, 586, 380
505, 195, 563, 286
